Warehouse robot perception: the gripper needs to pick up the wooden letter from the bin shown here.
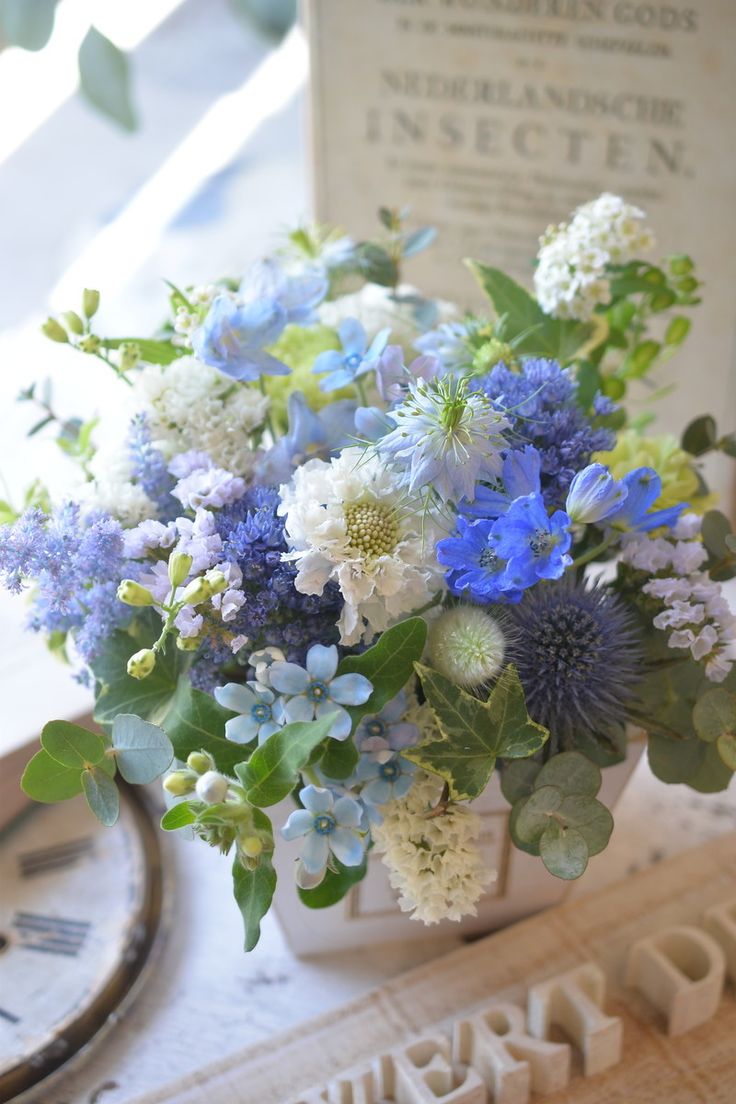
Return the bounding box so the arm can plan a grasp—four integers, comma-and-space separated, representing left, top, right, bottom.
703, 898, 736, 984
527, 962, 622, 1076
626, 924, 725, 1035
454, 1001, 570, 1102
380, 1034, 485, 1103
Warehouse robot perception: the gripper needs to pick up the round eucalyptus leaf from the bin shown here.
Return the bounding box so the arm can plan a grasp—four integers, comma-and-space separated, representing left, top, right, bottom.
716, 733, 736, 773
648, 733, 705, 784
500, 759, 542, 805
693, 688, 736, 744
540, 822, 589, 880
41, 720, 105, 769
21, 749, 84, 803
82, 767, 120, 827
112, 713, 174, 784
513, 786, 561, 844
557, 794, 614, 856
535, 751, 601, 797
508, 801, 541, 856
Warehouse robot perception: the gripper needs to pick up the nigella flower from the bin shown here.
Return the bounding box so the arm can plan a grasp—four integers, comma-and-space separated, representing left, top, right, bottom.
268, 643, 372, 740
281, 785, 366, 878
214, 682, 287, 744
376, 376, 509, 503
605, 468, 684, 532
355, 692, 418, 763
413, 320, 473, 374
239, 257, 327, 325
507, 576, 642, 747
374, 345, 440, 403
313, 318, 390, 392
488, 493, 572, 586
564, 463, 627, 524
192, 295, 289, 381
437, 517, 522, 604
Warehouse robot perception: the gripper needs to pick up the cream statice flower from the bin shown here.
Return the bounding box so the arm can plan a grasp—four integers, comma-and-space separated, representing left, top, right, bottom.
278, 448, 444, 645
319, 283, 458, 353
373, 703, 491, 924
535, 193, 655, 321
133, 356, 269, 476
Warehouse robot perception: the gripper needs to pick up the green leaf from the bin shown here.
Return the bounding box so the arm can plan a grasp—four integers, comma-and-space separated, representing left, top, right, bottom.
717, 733, 736, 772
112, 714, 173, 784
539, 822, 589, 879
160, 803, 197, 831
682, 415, 718, 456
556, 794, 613, 855
500, 759, 541, 804
534, 751, 601, 797
21, 749, 84, 803
354, 242, 398, 287
693, 688, 736, 744
513, 786, 562, 844
41, 720, 105, 769
508, 801, 541, 856
82, 767, 120, 826
236, 714, 337, 807
298, 856, 368, 909
338, 617, 427, 729
232, 810, 276, 952
648, 733, 705, 783
78, 27, 137, 131
0, 0, 59, 50
701, 510, 734, 568
320, 737, 359, 781
101, 338, 182, 365
161, 679, 247, 775
492, 666, 549, 759
402, 226, 437, 258
92, 618, 188, 728
688, 742, 734, 793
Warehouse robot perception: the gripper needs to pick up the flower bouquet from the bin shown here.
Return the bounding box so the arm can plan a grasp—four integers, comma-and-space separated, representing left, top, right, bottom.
5, 195, 736, 950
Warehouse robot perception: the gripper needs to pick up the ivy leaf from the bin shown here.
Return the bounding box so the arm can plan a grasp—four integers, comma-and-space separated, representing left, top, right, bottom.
232, 810, 276, 952
235, 714, 337, 807
338, 617, 427, 730
693, 688, 736, 744
112, 714, 173, 784
21, 750, 84, 803
161, 679, 244, 774
41, 720, 105, 769
160, 803, 197, 831
78, 26, 137, 131
539, 822, 589, 879
82, 767, 120, 826
491, 665, 549, 759
298, 856, 368, 909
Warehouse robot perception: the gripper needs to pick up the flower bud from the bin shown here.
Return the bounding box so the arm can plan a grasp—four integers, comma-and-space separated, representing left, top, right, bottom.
168, 551, 193, 587
163, 770, 195, 796
204, 569, 228, 595
78, 333, 102, 355
186, 750, 213, 775
428, 606, 506, 690
127, 648, 156, 680
117, 579, 156, 607
119, 341, 140, 372
195, 770, 229, 805
62, 311, 85, 336
42, 318, 68, 343
82, 288, 100, 319
239, 835, 264, 859
179, 576, 213, 606
176, 633, 202, 652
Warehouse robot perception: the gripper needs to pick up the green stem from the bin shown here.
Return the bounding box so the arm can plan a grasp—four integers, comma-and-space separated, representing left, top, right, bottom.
259, 377, 277, 441
355, 376, 368, 407
571, 534, 616, 570
92, 350, 133, 386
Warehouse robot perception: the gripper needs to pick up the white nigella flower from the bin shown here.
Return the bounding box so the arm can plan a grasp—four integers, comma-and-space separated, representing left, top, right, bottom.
278, 448, 445, 645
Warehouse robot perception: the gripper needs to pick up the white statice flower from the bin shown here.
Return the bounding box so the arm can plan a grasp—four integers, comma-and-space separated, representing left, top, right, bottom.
534, 193, 655, 322
373, 702, 491, 924
278, 447, 445, 645
319, 283, 458, 353
133, 356, 269, 477
84, 442, 157, 526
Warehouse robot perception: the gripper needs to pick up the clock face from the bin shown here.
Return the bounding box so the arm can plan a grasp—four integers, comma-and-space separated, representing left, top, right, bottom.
0, 787, 164, 1103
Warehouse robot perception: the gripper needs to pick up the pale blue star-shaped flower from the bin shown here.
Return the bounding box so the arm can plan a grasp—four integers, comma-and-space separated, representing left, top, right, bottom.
214, 682, 287, 745
281, 785, 366, 876
268, 643, 372, 740
239, 257, 327, 325
191, 295, 289, 381
355, 753, 416, 806
313, 318, 390, 392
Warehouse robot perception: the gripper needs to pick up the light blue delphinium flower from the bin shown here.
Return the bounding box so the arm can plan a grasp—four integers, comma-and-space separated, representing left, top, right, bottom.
376, 376, 509, 503
281, 785, 366, 878
191, 295, 289, 381
268, 643, 372, 740
313, 318, 390, 392
489, 493, 572, 586
214, 682, 287, 745
239, 257, 327, 325
437, 516, 523, 604
605, 467, 685, 533
565, 463, 627, 525
256, 390, 357, 483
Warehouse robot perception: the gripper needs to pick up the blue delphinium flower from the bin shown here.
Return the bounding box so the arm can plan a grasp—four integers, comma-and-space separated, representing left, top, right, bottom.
192, 295, 289, 381
605, 467, 684, 532
564, 463, 627, 525
376, 376, 508, 502
463, 445, 542, 520
214, 682, 287, 744
475, 359, 615, 508
127, 414, 177, 519
489, 493, 572, 586
313, 318, 390, 392
281, 785, 366, 876
268, 643, 372, 740
256, 390, 357, 484
437, 516, 522, 604
507, 576, 642, 746
239, 257, 327, 325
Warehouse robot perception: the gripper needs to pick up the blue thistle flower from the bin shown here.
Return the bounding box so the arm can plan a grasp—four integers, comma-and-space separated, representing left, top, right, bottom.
506, 576, 642, 748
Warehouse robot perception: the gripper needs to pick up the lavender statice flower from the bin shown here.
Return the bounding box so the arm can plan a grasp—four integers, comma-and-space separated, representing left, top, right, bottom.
127, 413, 177, 519
475, 359, 615, 508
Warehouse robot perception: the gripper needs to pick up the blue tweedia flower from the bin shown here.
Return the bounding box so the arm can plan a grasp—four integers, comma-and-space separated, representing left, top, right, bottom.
376, 376, 508, 503
507, 576, 642, 746
356, 753, 416, 806
489, 493, 572, 587
475, 359, 615, 508
565, 463, 627, 525
437, 516, 523, 604
239, 257, 327, 325
606, 467, 685, 533
414, 320, 474, 374
281, 785, 366, 875
214, 682, 287, 744
127, 414, 178, 519
191, 295, 290, 381
269, 643, 372, 740
354, 691, 418, 760
313, 318, 390, 392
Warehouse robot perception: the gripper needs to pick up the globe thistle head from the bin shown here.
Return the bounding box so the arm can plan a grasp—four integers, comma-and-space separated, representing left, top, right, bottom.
506, 577, 641, 746
427, 605, 506, 690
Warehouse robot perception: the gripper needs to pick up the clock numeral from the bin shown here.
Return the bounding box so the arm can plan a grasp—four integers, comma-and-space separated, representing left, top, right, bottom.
13, 912, 91, 957
18, 836, 94, 878
0, 1007, 20, 1024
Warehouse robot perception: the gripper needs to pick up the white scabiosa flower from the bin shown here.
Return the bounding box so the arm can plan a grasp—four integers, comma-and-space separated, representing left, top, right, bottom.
427, 606, 506, 690
278, 447, 444, 645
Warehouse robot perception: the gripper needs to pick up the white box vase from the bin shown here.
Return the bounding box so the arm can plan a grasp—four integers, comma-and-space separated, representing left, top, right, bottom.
272, 740, 644, 955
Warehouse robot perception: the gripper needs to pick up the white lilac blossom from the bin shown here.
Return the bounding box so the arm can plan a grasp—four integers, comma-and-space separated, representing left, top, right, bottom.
214, 682, 287, 744
278, 448, 445, 645
268, 643, 372, 740
281, 785, 366, 883
534, 193, 655, 321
